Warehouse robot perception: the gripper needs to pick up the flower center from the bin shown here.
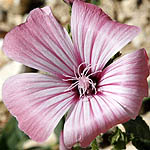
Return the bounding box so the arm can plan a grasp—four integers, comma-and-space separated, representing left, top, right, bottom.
63, 63, 101, 97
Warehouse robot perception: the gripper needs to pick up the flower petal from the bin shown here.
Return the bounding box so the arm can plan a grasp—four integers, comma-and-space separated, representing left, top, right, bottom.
3, 7, 76, 77
2, 73, 76, 142
64, 97, 97, 148
98, 49, 149, 118
71, 1, 140, 70
64, 49, 149, 148
60, 131, 72, 150
64, 96, 130, 148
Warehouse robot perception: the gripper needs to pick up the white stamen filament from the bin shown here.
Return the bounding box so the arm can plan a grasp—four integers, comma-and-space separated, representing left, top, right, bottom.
63, 63, 101, 97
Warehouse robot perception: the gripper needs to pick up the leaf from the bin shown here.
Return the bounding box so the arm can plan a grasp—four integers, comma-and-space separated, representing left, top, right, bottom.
109, 127, 128, 150
85, 0, 101, 5
54, 117, 65, 140
141, 97, 150, 114
73, 146, 90, 150
123, 116, 150, 150
103, 51, 122, 69
91, 0, 101, 5
91, 139, 99, 150
0, 117, 29, 150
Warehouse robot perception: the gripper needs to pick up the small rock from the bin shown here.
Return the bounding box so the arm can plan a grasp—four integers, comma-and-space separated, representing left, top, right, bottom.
0, 61, 23, 101
46, 0, 70, 26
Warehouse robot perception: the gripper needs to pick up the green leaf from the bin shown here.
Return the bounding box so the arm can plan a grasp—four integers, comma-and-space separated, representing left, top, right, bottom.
141, 97, 150, 114
109, 127, 128, 150
54, 117, 65, 140
73, 146, 90, 150
123, 116, 150, 150
0, 117, 29, 150
103, 51, 122, 69
67, 24, 71, 34
123, 116, 150, 139
91, 0, 101, 5
85, 0, 101, 5
91, 138, 99, 150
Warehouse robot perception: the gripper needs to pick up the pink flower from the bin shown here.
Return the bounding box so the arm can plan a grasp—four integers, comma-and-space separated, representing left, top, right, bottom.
149, 64, 150, 75
2, 1, 149, 149
60, 131, 72, 150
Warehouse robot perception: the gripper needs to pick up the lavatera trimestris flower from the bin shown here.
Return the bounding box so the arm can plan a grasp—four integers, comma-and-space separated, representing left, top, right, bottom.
2, 1, 149, 149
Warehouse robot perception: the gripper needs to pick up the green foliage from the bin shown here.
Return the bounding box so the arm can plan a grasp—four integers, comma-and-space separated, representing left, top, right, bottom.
54, 116, 65, 140
66, 24, 72, 39
103, 51, 122, 69
143, 97, 150, 101
91, 0, 101, 5
109, 127, 128, 150
67, 24, 71, 34
123, 116, 150, 150
0, 117, 29, 150
141, 97, 150, 114
73, 146, 88, 150
91, 138, 99, 150
86, 0, 101, 5
25, 146, 52, 150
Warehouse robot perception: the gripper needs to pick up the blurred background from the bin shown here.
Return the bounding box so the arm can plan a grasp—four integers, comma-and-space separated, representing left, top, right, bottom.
0, 0, 149, 150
